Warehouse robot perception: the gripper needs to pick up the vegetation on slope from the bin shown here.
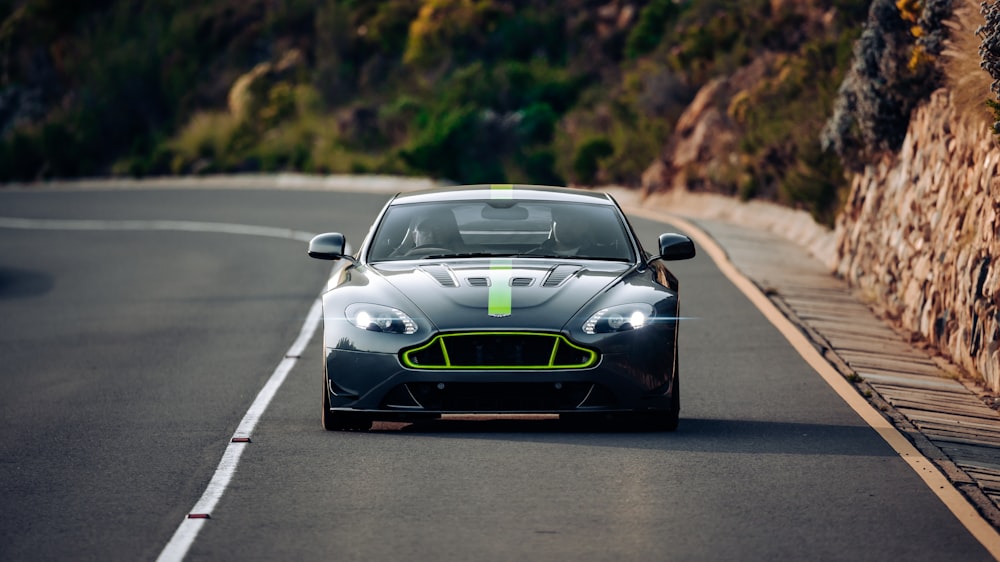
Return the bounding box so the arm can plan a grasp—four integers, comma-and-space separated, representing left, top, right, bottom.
981, 0, 1000, 132
0, 0, 991, 223
822, 0, 953, 170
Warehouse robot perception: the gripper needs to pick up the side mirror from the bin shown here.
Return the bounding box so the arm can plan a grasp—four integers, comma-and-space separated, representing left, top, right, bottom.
308, 233, 347, 260
656, 233, 696, 261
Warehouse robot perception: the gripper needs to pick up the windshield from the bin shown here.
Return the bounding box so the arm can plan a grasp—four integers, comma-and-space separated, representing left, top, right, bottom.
367, 200, 635, 262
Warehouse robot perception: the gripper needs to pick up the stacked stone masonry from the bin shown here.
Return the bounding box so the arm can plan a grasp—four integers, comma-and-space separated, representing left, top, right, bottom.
835, 89, 1000, 390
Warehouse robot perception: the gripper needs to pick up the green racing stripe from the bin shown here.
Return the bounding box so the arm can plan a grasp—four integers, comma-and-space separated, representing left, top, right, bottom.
487, 258, 513, 317
490, 183, 513, 199
487, 185, 515, 316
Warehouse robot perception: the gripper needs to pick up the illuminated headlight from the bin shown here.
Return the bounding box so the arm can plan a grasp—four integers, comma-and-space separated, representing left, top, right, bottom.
345, 303, 417, 334
583, 304, 655, 334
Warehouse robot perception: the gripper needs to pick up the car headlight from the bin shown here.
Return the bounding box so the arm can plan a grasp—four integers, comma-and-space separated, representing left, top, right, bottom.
345, 303, 417, 334
583, 303, 655, 334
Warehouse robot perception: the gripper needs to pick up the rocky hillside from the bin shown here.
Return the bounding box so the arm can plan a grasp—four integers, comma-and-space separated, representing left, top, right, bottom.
636, 0, 1000, 389
0, 0, 868, 224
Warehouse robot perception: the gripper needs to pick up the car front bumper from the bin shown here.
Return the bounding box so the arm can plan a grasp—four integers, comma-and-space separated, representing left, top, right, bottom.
324, 347, 677, 416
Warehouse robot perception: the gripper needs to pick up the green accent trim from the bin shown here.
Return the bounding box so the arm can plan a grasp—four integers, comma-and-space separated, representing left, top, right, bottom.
439, 337, 451, 367
490, 184, 514, 199
487, 259, 513, 317
401, 332, 598, 370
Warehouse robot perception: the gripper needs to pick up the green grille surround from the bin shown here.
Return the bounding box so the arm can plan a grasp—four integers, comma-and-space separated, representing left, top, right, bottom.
401, 331, 598, 370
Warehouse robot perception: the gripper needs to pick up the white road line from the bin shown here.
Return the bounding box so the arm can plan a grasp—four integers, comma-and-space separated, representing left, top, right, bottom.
2, 172, 437, 193
0, 215, 326, 561
624, 205, 1000, 559
0, 217, 316, 242
156, 298, 322, 562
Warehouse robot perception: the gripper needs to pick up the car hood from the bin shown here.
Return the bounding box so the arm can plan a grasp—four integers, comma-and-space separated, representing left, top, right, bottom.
369, 259, 631, 331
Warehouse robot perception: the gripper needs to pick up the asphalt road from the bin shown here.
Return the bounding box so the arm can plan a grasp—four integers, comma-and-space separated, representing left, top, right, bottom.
0, 185, 992, 561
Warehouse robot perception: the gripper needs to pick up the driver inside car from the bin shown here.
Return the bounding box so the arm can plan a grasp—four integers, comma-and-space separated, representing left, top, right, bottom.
391, 210, 467, 256
532, 207, 603, 257
412, 216, 455, 247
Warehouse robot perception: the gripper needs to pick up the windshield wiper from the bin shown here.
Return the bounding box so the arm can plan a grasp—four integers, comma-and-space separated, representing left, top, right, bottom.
423, 252, 571, 259
422, 252, 510, 259
423, 252, 600, 260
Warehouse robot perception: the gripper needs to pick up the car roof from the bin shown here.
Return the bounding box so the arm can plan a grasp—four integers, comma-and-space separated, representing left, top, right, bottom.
389, 184, 617, 206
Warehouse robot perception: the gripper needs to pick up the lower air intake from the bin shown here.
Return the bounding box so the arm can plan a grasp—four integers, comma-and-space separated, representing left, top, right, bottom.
397, 382, 610, 411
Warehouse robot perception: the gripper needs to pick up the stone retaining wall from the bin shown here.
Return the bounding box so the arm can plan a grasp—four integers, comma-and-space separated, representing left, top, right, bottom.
835, 89, 1000, 389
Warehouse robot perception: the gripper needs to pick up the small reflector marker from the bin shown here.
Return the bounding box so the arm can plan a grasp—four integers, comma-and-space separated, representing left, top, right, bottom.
231, 437, 251, 443
187, 513, 210, 519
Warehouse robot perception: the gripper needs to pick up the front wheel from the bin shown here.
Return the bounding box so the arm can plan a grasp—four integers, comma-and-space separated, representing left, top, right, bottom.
627, 358, 680, 431
660, 354, 680, 431
322, 380, 372, 431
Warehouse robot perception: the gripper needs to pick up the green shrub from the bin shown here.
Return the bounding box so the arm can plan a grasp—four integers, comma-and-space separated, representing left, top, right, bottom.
625, 0, 681, 59
571, 136, 614, 185
489, 8, 565, 63
403, 0, 501, 68
517, 103, 557, 144
822, 0, 947, 169
365, 0, 423, 56
400, 106, 506, 183
260, 82, 297, 128
438, 60, 584, 114
779, 142, 845, 226
988, 100, 1000, 135
398, 58, 583, 184
602, 119, 671, 186
513, 146, 561, 185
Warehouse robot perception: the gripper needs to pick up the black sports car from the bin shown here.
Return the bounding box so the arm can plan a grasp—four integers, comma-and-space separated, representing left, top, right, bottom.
308, 184, 695, 430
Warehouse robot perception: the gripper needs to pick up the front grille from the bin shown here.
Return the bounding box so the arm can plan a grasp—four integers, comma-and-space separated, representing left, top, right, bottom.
401, 332, 597, 369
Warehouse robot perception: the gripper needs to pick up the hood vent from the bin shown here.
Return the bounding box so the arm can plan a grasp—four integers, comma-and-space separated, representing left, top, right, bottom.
419, 265, 458, 287
511, 277, 534, 287
542, 265, 580, 287
466, 277, 490, 287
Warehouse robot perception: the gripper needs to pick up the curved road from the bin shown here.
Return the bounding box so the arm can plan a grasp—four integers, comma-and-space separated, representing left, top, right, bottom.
0, 185, 993, 561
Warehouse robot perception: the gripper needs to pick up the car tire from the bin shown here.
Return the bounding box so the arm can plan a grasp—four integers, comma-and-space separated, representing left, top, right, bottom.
626, 356, 680, 432
322, 379, 372, 431
662, 354, 681, 431
660, 370, 681, 431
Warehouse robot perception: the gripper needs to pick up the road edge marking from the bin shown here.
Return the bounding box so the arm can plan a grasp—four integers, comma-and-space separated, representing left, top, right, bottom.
0, 217, 316, 242
625, 205, 1000, 559
0, 212, 329, 561
155, 299, 323, 562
